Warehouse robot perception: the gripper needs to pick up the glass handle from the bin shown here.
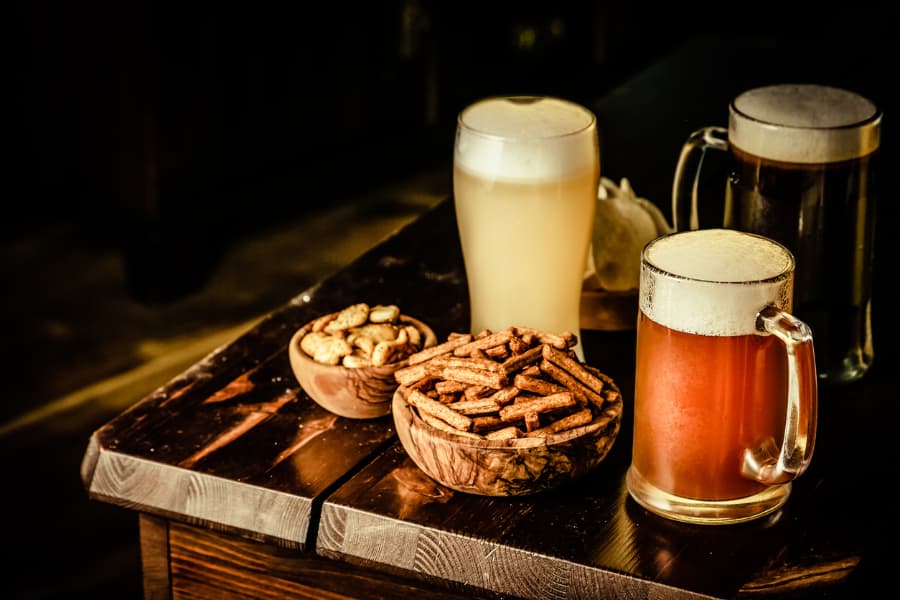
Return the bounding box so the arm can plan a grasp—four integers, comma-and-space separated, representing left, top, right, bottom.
671, 126, 729, 231
743, 306, 818, 485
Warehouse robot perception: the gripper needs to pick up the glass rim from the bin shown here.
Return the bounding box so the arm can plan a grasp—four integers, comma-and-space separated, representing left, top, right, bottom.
457, 95, 597, 142
642, 229, 795, 285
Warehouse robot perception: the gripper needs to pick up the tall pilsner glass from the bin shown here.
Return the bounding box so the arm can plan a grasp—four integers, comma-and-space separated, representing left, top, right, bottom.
453, 96, 599, 359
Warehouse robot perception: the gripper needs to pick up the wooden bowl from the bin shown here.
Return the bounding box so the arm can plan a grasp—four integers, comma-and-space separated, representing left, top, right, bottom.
392, 368, 623, 496
289, 315, 437, 419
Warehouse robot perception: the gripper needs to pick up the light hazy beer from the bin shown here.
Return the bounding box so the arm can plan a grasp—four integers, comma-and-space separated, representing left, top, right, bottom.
627, 229, 818, 525
453, 97, 598, 357
673, 84, 881, 383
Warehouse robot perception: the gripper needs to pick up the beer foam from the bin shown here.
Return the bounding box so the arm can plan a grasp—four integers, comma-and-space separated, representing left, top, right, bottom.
455, 97, 598, 181
641, 229, 794, 336
730, 84, 880, 164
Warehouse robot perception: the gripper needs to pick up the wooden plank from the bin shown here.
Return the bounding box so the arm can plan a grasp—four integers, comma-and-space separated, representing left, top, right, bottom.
317, 329, 871, 600
317, 442, 694, 600
140, 513, 172, 600
166, 519, 489, 599
80, 200, 467, 550
80, 308, 398, 548
318, 441, 863, 600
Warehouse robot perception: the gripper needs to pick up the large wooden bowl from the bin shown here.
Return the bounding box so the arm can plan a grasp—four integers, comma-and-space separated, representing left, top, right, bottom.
392, 369, 623, 496
289, 315, 437, 419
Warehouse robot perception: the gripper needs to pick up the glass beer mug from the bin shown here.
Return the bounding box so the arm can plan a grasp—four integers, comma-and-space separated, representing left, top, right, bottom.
671, 84, 881, 383
627, 228, 818, 525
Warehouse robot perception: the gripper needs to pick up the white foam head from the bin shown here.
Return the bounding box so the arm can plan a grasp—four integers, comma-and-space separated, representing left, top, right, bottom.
640, 229, 794, 336
455, 96, 598, 181
730, 84, 880, 164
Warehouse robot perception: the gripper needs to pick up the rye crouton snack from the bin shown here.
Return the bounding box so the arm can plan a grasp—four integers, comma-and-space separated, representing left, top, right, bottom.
394, 326, 620, 440
391, 325, 623, 496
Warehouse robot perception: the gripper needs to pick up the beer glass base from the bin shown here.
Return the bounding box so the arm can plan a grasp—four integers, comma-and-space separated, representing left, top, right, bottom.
626, 466, 791, 525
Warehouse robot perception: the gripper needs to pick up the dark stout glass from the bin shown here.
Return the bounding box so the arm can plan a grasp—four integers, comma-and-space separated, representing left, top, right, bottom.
725, 147, 877, 381
673, 84, 881, 382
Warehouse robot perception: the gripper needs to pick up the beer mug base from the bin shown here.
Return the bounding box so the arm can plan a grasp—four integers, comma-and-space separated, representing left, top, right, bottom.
626, 466, 792, 525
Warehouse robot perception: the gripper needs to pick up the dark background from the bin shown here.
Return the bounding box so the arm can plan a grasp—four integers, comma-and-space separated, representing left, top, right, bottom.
7, 2, 896, 598
12, 3, 893, 301
12, 3, 892, 285
11, 2, 686, 256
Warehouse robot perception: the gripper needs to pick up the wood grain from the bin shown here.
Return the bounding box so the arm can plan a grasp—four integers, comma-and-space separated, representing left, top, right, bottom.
140, 513, 172, 600
80, 308, 400, 548
164, 518, 492, 599
318, 444, 715, 600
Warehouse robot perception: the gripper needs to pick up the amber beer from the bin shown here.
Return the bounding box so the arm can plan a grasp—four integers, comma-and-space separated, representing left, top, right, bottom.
453, 96, 599, 359
627, 229, 818, 525
634, 313, 788, 500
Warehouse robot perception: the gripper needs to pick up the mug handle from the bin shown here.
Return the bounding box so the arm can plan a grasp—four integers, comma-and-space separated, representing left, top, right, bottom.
671, 126, 729, 231
742, 305, 818, 485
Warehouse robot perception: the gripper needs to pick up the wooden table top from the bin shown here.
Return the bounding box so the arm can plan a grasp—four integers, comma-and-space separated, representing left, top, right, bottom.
82, 33, 898, 599
82, 198, 896, 599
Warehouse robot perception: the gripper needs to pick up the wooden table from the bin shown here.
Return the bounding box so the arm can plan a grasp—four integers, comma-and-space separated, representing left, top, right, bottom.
82, 34, 897, 599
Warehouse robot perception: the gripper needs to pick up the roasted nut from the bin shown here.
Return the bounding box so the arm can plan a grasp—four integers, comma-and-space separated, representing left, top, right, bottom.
342, 354, 372, 368
300, 331, 332, 358
324, 303, 370, 334
369, 304, 401, 323
300, 303, 427, 367
313, 336, 353, 366
371, 327, 409, 367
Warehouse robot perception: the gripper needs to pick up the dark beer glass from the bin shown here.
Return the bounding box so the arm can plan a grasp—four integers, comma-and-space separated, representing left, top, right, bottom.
672, 84, 881, 383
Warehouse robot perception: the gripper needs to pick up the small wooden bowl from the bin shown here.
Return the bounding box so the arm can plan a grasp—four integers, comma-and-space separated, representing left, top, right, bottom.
392, 369, 623, 496
289, 315, 437, 419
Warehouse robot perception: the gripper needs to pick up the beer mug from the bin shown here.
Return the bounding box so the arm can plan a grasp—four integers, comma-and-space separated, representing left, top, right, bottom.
453, 96, 599, 359
671, 84, 881, 383
627, 229, 818, 525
